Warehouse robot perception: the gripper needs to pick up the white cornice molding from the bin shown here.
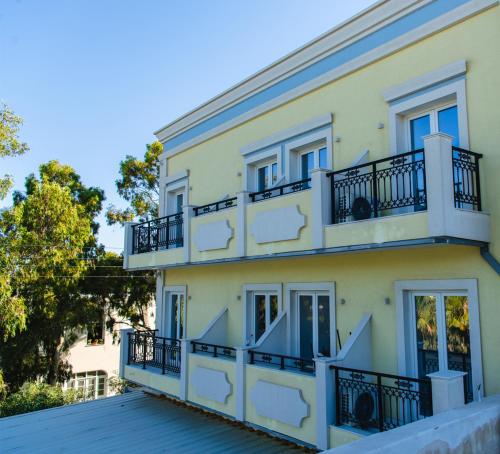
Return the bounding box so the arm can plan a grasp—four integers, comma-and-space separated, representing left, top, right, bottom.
156, 0, 498, 159
383, 60, 467, 102
240, 113, 333, 156
162, 169, 188, 186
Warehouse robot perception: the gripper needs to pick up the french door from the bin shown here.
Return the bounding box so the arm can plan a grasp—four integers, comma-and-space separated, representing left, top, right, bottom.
411, 291, 472, 402
168, 292, 184, 340
297, 292, 331, 359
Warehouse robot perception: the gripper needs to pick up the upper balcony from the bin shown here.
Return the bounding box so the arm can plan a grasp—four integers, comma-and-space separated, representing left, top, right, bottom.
124, 133, 490, 270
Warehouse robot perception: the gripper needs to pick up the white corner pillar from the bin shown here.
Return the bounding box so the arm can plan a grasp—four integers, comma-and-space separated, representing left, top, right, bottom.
155, 272, 163, 333
423, 132, 454, 236
315, 358, 335, 450
180, 338, 190, 401
236, 191, 251, 257
123, 222, 135, 269
182, 205, 195, 263
311, 168, 331, 249
119, 328, 134, 378
235, 347, 249, 421
427, 370, 466, 414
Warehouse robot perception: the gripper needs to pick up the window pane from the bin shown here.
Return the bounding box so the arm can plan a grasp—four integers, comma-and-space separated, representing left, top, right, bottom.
176, 193, 184, 213
254, 295, 266, 341
414, 295, 438, 379
170, 294, 178, 339
410, 115, 431, 150
445, 295, 472, 402
301, 152, 314, 180
257, 166, 269, 191
271, 163, 278, 186
438, 106, 459, 147
319, 147, 327, 169
317, 295, 330, 357
270, 294, 278, 323
299, 295, 314, 359
179, 295, 184, 339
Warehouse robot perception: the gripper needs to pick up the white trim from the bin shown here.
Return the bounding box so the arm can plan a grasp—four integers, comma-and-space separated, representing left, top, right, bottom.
383, 60, 466, 102
395, 279, 483, 401
156, 0, 498, 158
388, 77, 469, 154
243, 146, 281, 192
285, 282, 336, 358
164, 169, 189, 186
242, 283, 282, 346
240, 114, 333, 156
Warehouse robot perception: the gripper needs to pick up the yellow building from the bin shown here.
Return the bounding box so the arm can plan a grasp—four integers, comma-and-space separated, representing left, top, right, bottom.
120, 0, 500, 449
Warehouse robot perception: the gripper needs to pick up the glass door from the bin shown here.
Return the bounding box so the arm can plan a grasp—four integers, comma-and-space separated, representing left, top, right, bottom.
411, 291, 472, 402
298, 292, 331, 359
169, 292, 184, 339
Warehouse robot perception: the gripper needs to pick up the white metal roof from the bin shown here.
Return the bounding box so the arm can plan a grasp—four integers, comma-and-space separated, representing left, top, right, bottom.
0, 391, 306, 453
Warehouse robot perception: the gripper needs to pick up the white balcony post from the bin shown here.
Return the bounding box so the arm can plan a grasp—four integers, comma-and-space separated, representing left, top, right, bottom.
315, 358, 335, 450
235, 347, 249, 421
311, 168, 331, 249
180, 338, 190, 401
427, 370, 466, 414
119, 328, 134, 378
236, 191, 251, 257
123, 221, 135, 269
182, 205, 195, 263
423, 132, 454, 236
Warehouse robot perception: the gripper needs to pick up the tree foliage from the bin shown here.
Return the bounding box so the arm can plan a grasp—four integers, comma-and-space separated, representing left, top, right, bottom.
0, 382, 80, 418
106, 141, 162, 225
0, 103, 29, 199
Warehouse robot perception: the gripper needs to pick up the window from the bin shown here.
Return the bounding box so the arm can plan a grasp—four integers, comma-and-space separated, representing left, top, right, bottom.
257, 161, 278, 191
68, 370, 107, 400
253, 292, 278, 342
407, 104, 459, 150
299, 146, 328, 180
169, 292, 184, 339
87, 313, 104, 346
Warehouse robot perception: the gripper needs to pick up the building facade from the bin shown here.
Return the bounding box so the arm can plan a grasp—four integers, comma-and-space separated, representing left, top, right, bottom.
120, 0, 500, 449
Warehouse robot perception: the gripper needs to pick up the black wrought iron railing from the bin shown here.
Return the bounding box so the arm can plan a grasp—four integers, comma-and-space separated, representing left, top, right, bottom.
248, 350, 315, 375
131, 212, 183, 254
191, 341, 236, 360
127, 331, 181, 375
327, 149, 426, 224
193, 197, 237, 217
249, 178, 311, 203
331, 365, 432, 432
452, 146, 482, 211
418, 348, 472, 403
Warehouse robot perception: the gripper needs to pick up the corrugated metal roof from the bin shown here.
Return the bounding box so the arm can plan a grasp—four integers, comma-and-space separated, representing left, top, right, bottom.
0, 391, 308, 453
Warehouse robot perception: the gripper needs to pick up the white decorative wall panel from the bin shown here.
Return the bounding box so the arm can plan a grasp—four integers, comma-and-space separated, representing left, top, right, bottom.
194, 220, 233, 251
250, 380, 309, 427
250, 205, 305, 244
191, 366, 232, 404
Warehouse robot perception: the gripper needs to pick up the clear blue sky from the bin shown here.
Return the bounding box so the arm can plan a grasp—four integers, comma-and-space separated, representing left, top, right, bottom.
0, 0, 374, 250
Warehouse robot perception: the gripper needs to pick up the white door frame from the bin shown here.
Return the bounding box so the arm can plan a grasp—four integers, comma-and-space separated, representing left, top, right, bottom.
162, 285, 187, 339
395, 279, 483, 401
285, 282, 336, 358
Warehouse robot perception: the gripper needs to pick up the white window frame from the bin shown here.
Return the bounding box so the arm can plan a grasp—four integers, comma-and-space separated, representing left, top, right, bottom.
161, 285, 187, 339
285, 282, 336, 358
395, 279, 483, 401
242, 284, 282, 346
388, 78, 469, 155
255, 159, 279, 191
243, 146, 281, 192
405, 101, 458, 151
285, 128, 333, 182
69, 370, 108, 400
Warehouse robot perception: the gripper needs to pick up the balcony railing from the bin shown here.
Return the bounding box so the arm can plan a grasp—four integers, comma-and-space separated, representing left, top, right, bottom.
191, 341, 236, 360
131, 212, 183, 254
249, 178, 311, 203
248, 350, 315, 375
127, 331, 181, 375
193, 197, 237, 217
327, 149, 426, 224
452, 146, 482, 211
331, 365, 432, 432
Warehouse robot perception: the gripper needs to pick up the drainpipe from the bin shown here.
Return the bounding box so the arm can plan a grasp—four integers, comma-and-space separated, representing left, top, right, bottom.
480, 246, 500, 275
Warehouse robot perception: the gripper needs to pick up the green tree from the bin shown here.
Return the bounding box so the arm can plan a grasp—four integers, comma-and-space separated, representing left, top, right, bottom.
106, 141, 162, 225
0, 103, 29, 199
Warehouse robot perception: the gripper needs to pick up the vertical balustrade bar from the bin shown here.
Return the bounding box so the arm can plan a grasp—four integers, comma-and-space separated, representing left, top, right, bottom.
334, 367, 340, 426
372, 163, 378, 218
475, 155, 482, 211
377, 374, 384, 432
331, 175, 336, 224
142, 334, 147, 369
280, 356, 285, 370
162, 338, 166, 375
127, 332, 131, 365
213, 346, 218, 358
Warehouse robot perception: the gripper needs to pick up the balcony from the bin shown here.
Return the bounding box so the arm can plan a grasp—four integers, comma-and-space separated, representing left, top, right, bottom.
124, 133, 490, 270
